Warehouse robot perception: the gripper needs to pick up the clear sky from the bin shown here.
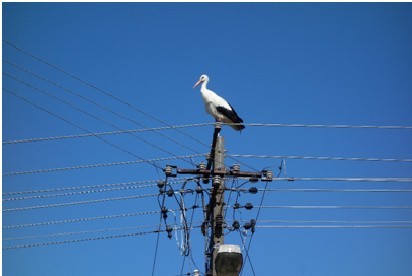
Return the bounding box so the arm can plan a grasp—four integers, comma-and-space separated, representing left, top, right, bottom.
3, 3, 412, 276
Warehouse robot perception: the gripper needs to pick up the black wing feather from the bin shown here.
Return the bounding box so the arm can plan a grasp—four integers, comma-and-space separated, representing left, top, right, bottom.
216, 104, 245, 131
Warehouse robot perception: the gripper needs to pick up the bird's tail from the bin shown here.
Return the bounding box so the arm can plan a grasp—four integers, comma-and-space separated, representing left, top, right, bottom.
230, 118, 245, 131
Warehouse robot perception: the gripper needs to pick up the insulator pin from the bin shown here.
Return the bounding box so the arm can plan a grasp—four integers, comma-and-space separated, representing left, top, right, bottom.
231, 164, 240, 172
198, 162, 206, 170
262, 169, 274, 182
167, 188, 174, 197
213, 175, 221, 186
244, 203, 253, 210
249, 187, 258, 194
232, 220, 240, 230
166, 225, 173, 239
164, 165, 177, 177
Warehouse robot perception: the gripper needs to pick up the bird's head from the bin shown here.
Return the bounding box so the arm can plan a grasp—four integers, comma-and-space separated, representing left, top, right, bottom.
193, 74, 209, 89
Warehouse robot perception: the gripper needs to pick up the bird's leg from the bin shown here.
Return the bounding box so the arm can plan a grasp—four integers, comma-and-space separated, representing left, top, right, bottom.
214, 118, 222, 130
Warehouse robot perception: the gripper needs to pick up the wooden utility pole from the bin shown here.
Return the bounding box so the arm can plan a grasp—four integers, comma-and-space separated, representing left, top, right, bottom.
163, 123, 273, 275
211, 135, 225, 276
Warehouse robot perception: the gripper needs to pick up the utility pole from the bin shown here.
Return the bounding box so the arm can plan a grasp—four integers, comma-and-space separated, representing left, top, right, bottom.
210, 134, 225, 276
163, 122, 273, 276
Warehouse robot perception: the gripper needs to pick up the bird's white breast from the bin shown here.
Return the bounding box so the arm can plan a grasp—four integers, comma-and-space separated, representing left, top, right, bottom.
200, 89, 231, 120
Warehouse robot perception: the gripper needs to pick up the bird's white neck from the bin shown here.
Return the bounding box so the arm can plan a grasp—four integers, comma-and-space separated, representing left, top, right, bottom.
200, 80, 208, 93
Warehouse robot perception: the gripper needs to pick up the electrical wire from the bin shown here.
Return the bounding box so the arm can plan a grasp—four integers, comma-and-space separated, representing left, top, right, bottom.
3, 193, 158, 212
3, 87, 163, 171
249, 219, 412, 225
239, 160, 283, 276
5, 120, 412, 145
4, 73, 195, 167
273, 177, 412, 183
3, 154, 204, 176
246, 188, 412, 193
3, 59, 204, 156
3, 210, 161, 229
256, 225, 412, 229
3, 40, 210, 148
228, 154, 412, 163
3, 229, 161, 251
3, 178, 190, 196
242, 123, 412, 130
251, 205, 412, 209
3, 224, 161, 241
152, 188, 167, 276
3, 123, 213, 145
3, 184, 162, 202
238, 230, 256, 276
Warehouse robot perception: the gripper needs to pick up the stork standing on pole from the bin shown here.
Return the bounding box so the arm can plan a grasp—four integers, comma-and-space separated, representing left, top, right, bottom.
193, 74, 245, 131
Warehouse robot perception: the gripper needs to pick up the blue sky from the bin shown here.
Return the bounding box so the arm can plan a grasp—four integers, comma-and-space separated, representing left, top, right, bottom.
3, 3, 412, 276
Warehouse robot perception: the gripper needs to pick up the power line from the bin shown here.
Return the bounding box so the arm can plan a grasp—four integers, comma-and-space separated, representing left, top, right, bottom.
243, 123, 412, 130
273, 177, 412, 183
3, 210, 161, 229
3, 224, 160, 241
256, 225, 412, 229
3, 225, 202, 251
251, 205, 412, 210
3, 178, 190, 196
3, 193, 158, 212
3, 87, 163, 171
228, 154, 412, 163
3, 42, 258, 172
3, 40, 209, 148
5, 120, 412, 145
255, 188, 412, 193
3, 184, 161, 202
239, 161, 283, 276
3, 123, 213, 145
3, 154, 204, 176
3, 229, 160, 250
251, 219, 412, 224
4, 73, 195, 167
3, 59, 204, 155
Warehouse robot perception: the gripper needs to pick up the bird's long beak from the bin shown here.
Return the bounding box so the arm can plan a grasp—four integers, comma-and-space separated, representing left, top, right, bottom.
193, 80, 202, 89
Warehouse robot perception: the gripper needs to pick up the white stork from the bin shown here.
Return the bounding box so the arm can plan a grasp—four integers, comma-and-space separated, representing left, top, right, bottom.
193, 74, 245, 131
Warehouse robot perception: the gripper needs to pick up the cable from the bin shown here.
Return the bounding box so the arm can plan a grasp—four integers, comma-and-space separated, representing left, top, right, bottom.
238, 230, 256, 276
3, 87, 163, 171
240, 160, 283, 276
152, 189, 166, 276
3, 210, 161, 229
3, 123, 213, 145
3, 184, 162, 202
3, 178, 190, 196
227, 154, 412, 163
3, 40, 210, 148
251, 205, 412, 209
3, 59, 204, 155
3, 225, 202, 251
273, 177, 412, 183
256, 225, 412, 229
3, 193, 158, 212
4, 41, 411, 142
5, 120, 412, 145
4, 42, 256, 172
242, 123, 412, 130
252, 188, 412, 193
3, 229, 160, 250
3, 224, 160, 241
3, 154, 204, 176
4, 73, 194, 167
250, 219, 412, 224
